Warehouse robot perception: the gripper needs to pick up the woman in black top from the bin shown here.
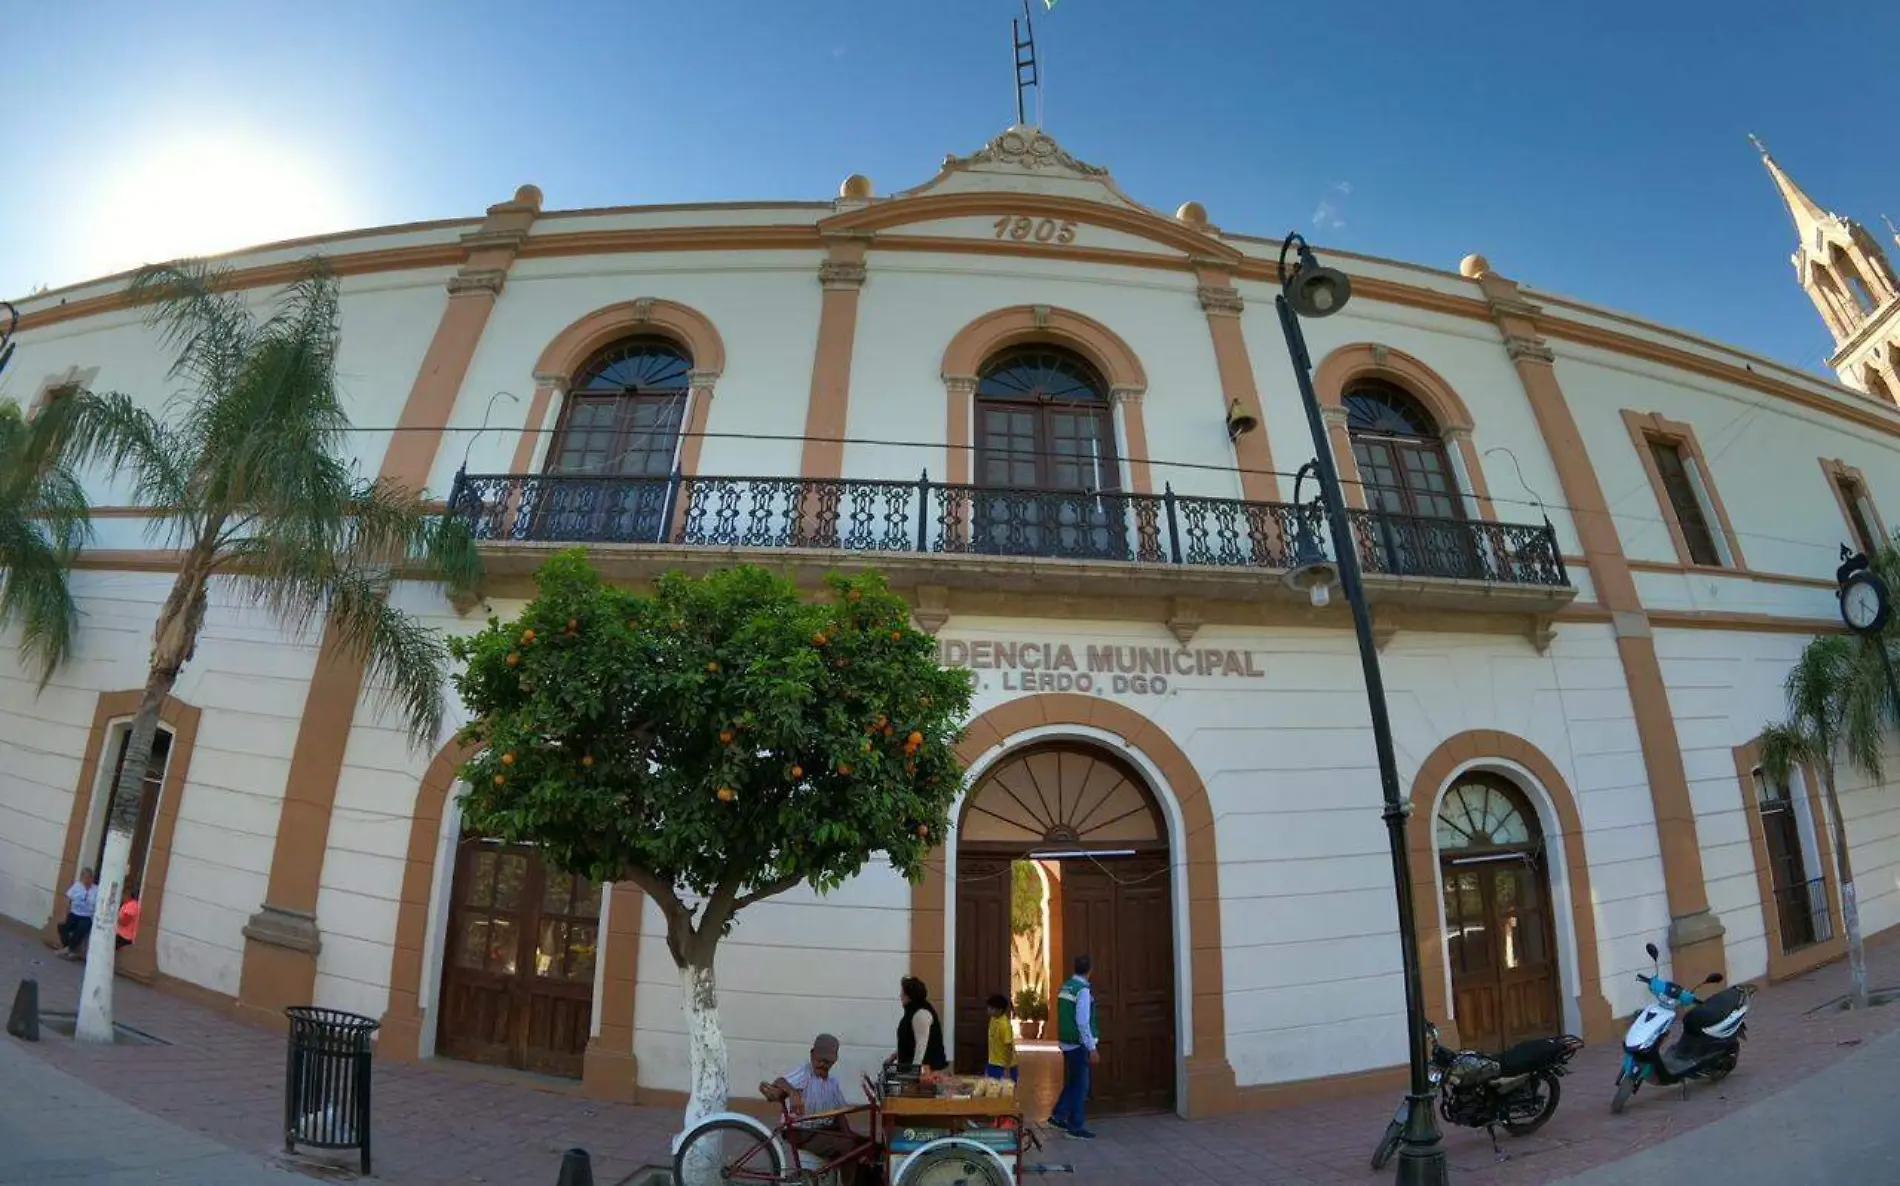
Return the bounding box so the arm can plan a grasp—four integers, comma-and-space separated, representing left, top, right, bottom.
890, 976, 948, 1071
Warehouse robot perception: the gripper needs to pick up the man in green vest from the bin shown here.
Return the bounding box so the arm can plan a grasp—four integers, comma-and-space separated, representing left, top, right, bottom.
1049, 953, 1099, 1139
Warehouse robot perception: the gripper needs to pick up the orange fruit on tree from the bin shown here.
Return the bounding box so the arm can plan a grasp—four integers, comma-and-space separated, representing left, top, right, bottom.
915, 824, 930, 838
706, 661, 720, 673
719, 729, 735, 745
493, 774, 507, 786
837, 762, 853, 775
813, 634, 828, 646
581, 755, 595, 768
907, 731, 924, 747
789, 765, 803, 779
506, 651, 521, 666
501, 752, 516, 766
891, 631, 902, 640
717, 786, 736, 802
847, 589, 862, 602
521, 629, 536, 644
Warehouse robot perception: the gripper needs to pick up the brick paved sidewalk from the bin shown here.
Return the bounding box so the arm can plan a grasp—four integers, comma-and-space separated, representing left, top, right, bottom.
7, 920, 1900, 1185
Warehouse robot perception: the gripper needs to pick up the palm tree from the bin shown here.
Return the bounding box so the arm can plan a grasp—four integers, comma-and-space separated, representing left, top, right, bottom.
0, 396, 90, 685
1758, 544, 1900, 1010
40, 259, 481, 1041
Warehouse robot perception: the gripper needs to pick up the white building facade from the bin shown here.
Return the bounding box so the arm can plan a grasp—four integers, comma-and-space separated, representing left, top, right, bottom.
3, 126, 1898, 1118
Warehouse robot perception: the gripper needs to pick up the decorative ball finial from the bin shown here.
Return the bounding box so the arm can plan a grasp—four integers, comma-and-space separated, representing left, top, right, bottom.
840, 174, 874, 199
513, 184, 544, 211
1459, 254, 1492, 279
1175, 200, 1208, 227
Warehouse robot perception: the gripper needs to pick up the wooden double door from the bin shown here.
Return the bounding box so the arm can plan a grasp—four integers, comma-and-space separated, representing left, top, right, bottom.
1441, 853, 1562, 1053
955, 853, 1176, 1115
437, 838, 601, 1077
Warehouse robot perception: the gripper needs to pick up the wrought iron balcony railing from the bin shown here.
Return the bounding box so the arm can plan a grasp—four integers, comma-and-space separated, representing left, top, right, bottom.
1772, 876, 1834, 952
444, 470, 1569, 589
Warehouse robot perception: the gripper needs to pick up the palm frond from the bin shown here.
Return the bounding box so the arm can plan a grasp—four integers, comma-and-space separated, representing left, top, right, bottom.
1757, 720, 1815, 790
129, 263, 254, 419
28, 389, 199, 549
0, 513, 82, 687
323, 566, 453, 748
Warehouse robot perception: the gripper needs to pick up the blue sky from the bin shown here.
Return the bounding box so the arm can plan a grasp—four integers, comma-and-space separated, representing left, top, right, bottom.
7, 0, 1899, 377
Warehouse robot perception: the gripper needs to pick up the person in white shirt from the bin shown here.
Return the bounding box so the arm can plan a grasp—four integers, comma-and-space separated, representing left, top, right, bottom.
761, 1034, 873, 1185
762, 1033, 849, 1119
55, 869, 98, 958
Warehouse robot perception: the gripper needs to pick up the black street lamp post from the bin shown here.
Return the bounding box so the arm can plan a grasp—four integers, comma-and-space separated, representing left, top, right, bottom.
1273, 233, 1450, 1185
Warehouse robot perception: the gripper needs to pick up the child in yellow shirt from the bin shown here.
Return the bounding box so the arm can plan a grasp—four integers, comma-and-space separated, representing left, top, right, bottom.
985, 993, 1018, 1082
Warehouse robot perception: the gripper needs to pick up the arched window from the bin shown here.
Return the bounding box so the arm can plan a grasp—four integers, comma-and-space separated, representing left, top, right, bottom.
1344, 380, 1463, 521
969, 346, 1124, 559
545, 337, 692, 478
1436, 773, 1541, 854
974, 347, 1120, 494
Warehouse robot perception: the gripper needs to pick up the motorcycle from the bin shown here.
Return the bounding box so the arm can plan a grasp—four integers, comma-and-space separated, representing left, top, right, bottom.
1612, 941, 1752, 1114
1371, 1022, 1585, 1169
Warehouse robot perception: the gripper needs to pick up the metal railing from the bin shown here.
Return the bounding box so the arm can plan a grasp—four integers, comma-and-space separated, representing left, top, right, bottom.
1773, 876, 1834, 951
444, 470, 1570, 589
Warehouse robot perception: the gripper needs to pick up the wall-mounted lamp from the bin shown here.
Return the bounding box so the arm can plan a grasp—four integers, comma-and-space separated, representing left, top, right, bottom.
1225, 399, 1259, 442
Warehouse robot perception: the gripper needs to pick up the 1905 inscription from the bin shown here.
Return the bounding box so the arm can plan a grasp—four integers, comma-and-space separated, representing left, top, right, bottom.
992, 216, 1078, 245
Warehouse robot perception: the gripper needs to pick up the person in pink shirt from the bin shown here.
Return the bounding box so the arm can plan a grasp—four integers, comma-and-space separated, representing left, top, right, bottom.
115, 887, 140, 950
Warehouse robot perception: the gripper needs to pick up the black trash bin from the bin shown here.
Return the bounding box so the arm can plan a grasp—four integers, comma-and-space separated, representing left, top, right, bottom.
283, 1006, 379, 1173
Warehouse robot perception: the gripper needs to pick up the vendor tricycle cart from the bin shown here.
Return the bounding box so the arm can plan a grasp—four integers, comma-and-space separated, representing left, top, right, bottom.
671, 1069, 1034, 1186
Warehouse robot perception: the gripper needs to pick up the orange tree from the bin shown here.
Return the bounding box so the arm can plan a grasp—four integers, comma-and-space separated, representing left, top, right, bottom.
448, 550, 972, 1130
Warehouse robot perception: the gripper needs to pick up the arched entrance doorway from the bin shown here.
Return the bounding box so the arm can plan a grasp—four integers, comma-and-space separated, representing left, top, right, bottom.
435, 835, 602, 1077
1437, 772, 1563, 1051
954, 742, 1176, 1115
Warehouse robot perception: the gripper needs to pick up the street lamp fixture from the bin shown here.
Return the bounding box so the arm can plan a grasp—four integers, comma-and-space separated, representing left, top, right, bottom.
1284, 462, 1339, 608
1274, 232, 1449, 1185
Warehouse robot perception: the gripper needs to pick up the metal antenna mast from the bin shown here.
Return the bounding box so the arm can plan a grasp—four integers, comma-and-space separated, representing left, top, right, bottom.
1012, 0, 1040, 127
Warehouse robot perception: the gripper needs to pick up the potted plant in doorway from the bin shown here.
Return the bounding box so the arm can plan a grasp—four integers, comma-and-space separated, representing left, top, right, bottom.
1013, 986, 1047, 1040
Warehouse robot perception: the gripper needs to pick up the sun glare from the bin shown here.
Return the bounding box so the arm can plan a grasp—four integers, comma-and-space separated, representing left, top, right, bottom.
67, 132, 359, 284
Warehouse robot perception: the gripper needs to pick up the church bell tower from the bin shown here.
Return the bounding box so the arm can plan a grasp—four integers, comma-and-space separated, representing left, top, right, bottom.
1754, 136, 1900, 402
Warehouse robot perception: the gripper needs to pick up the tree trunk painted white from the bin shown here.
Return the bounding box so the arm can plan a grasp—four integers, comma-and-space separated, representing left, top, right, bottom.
76, 828, 132, 1043
678, 959, 732, 1186
75, 661, 180, 1043
1821, 764, 1868, 1010
1843, 880, 1868, 1008
680, 960, 730, 1128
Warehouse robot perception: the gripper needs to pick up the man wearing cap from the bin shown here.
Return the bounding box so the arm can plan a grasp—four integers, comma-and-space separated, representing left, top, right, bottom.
762, 1034, 873, 1184
762, 1033, 850, 1119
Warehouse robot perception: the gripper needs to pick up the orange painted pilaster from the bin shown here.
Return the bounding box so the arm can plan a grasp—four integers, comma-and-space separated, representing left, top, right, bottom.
237, 185, 542, 1027
800, 238, 869, 480
1473, 262, 1726, 973
1196, 271, 1278, 503
582, 882, 645, 1101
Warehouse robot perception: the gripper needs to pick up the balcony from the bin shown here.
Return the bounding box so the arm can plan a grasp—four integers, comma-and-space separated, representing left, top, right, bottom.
445, 471, 1573, 620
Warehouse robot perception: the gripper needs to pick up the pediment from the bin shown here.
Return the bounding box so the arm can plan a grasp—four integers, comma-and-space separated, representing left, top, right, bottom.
822, 125, 1239, 266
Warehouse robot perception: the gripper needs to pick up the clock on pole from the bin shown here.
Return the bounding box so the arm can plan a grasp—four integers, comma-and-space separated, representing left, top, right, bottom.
1837, 551, 1892, 636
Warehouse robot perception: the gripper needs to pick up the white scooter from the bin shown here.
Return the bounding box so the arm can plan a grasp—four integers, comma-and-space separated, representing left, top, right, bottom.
1612, 941, 1753, 1114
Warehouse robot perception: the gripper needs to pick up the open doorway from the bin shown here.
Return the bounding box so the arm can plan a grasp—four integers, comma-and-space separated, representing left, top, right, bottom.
954, 743, 1176, 1115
